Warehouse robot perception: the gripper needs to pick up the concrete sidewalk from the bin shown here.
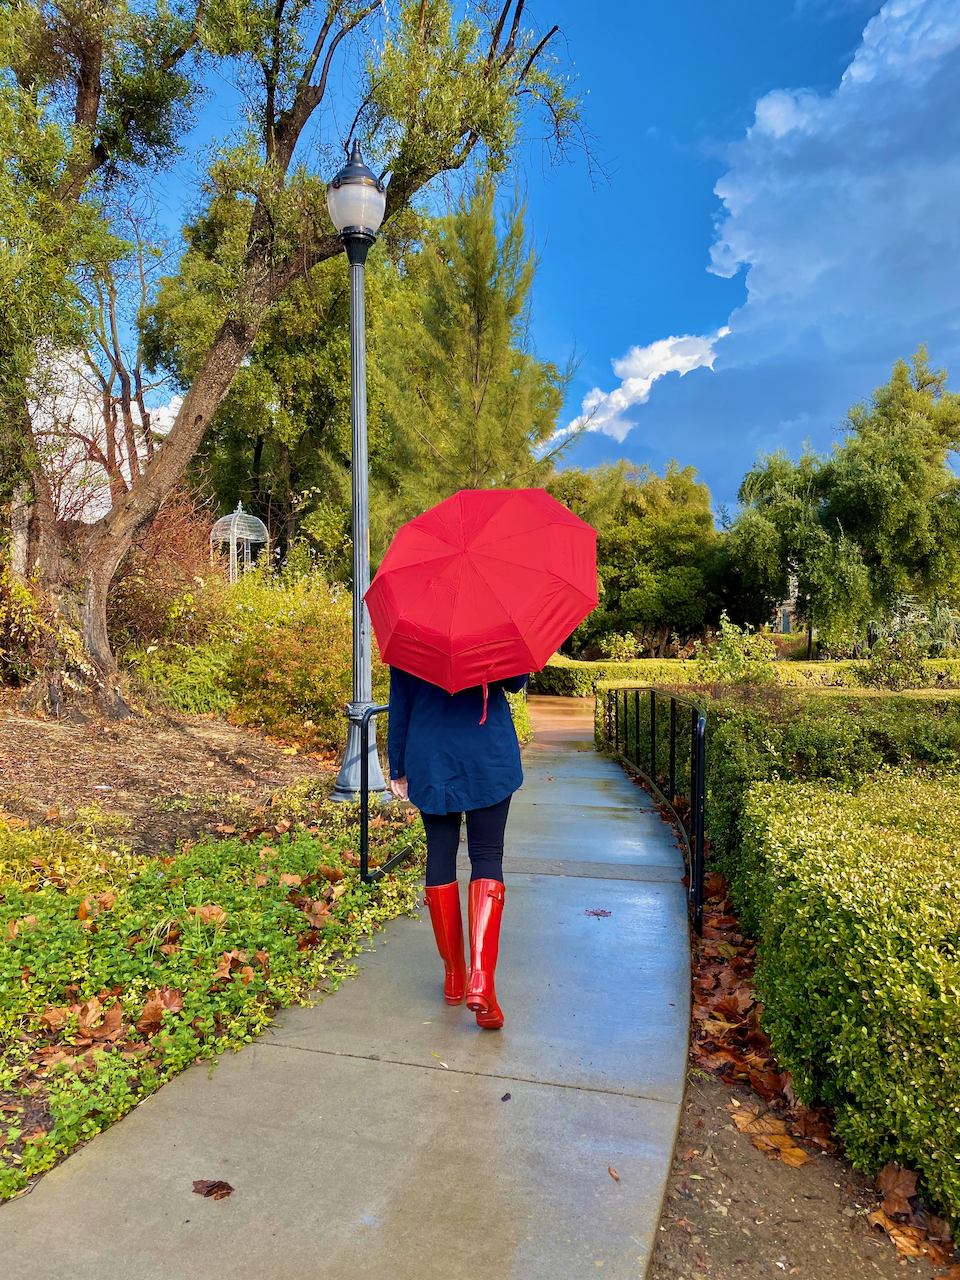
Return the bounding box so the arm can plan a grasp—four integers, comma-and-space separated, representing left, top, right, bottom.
0, 696, 690, 1280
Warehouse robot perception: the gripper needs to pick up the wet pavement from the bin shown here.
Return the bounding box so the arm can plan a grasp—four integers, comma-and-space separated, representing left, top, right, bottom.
0, 696, 690, 1280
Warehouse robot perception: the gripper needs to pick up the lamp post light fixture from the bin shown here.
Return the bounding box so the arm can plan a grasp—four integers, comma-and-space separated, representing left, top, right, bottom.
327, 142, 389, 803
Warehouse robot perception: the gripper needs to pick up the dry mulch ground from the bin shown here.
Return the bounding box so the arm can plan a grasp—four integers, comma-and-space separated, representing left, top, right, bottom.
647, 870, 958, 1280
0, 690, 336, 856
650, 1070, 957, 1280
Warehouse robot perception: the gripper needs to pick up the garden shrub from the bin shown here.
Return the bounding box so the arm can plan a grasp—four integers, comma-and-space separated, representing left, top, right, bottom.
224, 582, 381, 752
737, 775, 960, 1222
531, 655, 700, 696
130, 642, 235, 714
534, 653, 960, 697
864, 632, 929, 690
598, 632, 638, 661
693, 614, 776, 685
108, 492, 227, 648
597, 681, 960, 878
704, 690, 960, 882
507, 688, 533, 745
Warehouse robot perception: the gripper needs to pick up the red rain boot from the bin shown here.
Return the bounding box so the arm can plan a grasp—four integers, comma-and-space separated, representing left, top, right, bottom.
466, 879, 505, 1029
424, 882, 466, 1005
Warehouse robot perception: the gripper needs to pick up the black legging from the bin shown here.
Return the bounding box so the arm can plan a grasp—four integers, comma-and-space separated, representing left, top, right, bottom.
421, 796, 511, 886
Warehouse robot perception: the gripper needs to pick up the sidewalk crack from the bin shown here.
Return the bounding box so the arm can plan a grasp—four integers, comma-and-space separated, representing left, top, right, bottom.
259, 1040, 677, 1106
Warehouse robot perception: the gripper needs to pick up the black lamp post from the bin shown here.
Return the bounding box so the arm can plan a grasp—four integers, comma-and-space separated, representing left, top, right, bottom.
327, 142, 388, 802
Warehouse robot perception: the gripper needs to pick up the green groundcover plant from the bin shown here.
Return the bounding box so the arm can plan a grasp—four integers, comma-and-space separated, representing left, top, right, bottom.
738, 774, 960, 1223
0, 802, 424, 1200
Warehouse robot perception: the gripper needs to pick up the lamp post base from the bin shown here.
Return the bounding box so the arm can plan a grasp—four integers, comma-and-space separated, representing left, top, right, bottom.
331, 701, 388, 802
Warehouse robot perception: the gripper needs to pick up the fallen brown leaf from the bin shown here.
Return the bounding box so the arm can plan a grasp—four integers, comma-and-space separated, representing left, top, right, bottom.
192, 1179, 234, 1200
189, 904, 227, 925
136, 997, 165, 1037
99, 1002, 125, 1040
77, 997, 103, 1030
157, 986, 184, 1014
608, 1166, 620, 1182
40, 1004, 73, 1032
876, 1162, 918, 1216
7, 914, 38, 939
278, 873, 302, 887
731, 1111, 787, 1136
750, 1133, 811, 1166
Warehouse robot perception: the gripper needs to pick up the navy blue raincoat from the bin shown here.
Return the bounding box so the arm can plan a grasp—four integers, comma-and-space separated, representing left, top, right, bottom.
387, 668, 527, 815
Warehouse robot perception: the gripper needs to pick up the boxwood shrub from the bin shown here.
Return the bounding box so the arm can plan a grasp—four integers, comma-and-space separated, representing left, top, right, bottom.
738, 775, 960, 1222
534, 655, 960, 697
704, 690, 960, 884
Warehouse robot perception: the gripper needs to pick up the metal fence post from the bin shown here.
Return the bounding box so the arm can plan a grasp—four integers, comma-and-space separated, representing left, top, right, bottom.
693, 715, 706, 933
669, 697, 677, 803
649, 689, 657, 781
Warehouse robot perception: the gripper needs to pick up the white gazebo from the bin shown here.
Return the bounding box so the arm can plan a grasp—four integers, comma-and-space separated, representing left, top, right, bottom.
210, 503, 269, 583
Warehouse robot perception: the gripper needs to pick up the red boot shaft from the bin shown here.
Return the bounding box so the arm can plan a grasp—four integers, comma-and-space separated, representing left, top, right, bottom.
424, 882, 466, 1005
466, 878, 505, 1029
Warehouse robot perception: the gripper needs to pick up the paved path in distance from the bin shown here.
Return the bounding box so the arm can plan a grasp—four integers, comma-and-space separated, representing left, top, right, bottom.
0, 695, 690, 1280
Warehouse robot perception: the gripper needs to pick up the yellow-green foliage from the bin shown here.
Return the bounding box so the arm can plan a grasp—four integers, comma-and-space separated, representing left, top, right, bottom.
506, 688, 533, 745
534, 654, 960, 696
225, 571, 389, 750
0, 819, 142, 894
739, 775, 960, 1223
0, 565, 92, 687
531, 655, 702, 696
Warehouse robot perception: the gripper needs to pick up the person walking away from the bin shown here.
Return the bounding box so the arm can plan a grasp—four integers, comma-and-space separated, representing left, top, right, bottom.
387, 668, 527, 1030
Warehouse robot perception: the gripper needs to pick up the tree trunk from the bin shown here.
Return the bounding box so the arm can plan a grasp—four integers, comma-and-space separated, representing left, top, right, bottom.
16, 311, 264, 718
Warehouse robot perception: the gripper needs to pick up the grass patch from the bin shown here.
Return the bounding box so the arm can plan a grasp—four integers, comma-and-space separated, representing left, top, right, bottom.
0, 797, 424, 1199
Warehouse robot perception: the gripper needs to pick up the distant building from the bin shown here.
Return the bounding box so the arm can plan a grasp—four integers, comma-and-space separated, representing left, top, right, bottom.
775, 576, 799, 634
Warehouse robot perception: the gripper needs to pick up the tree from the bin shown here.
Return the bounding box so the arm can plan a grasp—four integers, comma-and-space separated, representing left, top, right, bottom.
562, 462, 720, 658
730, 349, 960, 646
372, 178, 574, 533
5, 0, 580, 712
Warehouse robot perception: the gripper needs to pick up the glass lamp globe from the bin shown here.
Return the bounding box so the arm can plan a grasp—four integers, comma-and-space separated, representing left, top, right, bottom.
327, 142, 387, 237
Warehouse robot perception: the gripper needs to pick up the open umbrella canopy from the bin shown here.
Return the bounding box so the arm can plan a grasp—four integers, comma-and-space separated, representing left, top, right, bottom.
365, 488, 598, 694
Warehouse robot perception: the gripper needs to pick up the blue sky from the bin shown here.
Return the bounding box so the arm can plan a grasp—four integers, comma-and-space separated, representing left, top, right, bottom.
530, 0, 960, 505
157, 1, 960, 509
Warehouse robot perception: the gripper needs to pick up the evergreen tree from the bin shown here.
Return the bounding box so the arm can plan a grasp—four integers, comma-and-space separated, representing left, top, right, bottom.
373, 179, 574, 531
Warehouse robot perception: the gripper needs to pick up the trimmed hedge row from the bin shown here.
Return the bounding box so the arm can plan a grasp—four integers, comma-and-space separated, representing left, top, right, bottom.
596, 681, 960, 1220
596, 684, 960, 870
532, 655, 960, 696
739, 775, 960, 1221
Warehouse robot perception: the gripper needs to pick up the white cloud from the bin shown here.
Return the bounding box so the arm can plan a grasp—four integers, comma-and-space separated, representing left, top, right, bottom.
562, 0, 960, 496
566, 329, 729, 442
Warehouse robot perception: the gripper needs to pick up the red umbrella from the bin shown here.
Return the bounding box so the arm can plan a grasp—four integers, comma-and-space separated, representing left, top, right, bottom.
365, 488, 597, 698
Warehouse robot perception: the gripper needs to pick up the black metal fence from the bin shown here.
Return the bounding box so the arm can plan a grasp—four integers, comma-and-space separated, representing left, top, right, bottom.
600, 686, 707, 932
356, 703, 420, 885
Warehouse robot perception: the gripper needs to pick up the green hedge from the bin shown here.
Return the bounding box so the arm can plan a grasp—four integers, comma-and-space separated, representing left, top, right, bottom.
739, 775, 960, 1222
533, 655, 960, 696
596, 683, 960, 872
531, 656, 701, 696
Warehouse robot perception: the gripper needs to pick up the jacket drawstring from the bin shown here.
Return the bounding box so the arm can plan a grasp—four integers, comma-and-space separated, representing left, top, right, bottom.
479, 681, 488, 725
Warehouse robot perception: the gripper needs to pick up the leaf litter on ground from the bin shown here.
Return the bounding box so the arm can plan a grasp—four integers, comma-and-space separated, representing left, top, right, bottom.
686, 869, 957, 1269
